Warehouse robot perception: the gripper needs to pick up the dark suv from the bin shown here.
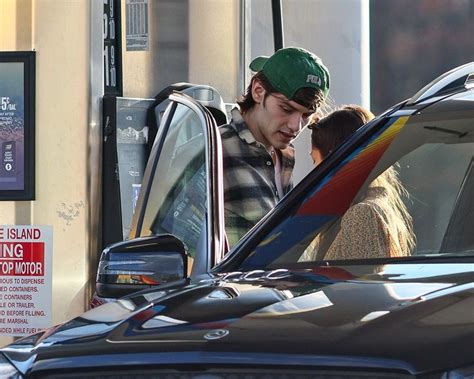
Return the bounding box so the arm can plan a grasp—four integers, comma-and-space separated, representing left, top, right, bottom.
1, 63, 473, 378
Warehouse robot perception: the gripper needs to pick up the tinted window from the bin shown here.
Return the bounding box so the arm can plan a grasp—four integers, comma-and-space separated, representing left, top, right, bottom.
239, 100, 474, 270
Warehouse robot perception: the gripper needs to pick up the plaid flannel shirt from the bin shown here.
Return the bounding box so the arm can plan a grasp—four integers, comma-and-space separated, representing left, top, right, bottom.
220, 107, 295, 247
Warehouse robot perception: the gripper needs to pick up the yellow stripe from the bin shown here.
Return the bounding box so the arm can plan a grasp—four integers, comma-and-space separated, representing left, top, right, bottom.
359, 116, 409, 157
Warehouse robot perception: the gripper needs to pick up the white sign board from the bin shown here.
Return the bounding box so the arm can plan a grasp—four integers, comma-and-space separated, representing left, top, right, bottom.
0, 225, 53, 336
126, 0, 149, 51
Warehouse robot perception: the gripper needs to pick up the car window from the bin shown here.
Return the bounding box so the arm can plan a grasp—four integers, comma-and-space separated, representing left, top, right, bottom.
139, 103, 207, 258
400, 144, 473, 254
238, 108, 474, 270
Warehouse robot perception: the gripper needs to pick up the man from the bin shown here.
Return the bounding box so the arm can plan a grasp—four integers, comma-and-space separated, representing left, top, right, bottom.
220, 47, 330, 247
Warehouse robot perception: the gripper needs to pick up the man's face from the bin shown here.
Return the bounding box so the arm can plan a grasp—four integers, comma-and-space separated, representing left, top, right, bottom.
250, 81, 314, 150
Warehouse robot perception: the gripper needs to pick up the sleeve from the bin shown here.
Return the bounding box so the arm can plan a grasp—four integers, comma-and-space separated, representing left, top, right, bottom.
324, 202, 389, 260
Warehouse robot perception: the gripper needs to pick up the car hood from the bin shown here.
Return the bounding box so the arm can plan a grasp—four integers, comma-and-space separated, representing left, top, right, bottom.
2, 262, 473, 376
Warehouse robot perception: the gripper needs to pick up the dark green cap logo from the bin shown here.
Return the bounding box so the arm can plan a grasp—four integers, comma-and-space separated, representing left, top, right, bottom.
249, 47, 330, 100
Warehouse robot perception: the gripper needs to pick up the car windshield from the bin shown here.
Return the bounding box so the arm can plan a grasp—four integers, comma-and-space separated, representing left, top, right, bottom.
238, 93, 474, 271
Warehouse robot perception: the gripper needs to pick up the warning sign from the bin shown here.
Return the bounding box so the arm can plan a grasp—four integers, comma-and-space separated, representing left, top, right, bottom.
0, 225, 52, 336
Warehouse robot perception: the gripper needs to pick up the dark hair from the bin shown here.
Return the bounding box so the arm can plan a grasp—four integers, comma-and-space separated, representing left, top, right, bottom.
309, 105, 374, 157
237, 72, 325, 113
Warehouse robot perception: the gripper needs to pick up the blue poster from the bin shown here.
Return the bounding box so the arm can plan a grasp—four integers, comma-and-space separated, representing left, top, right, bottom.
0, 63, 24, 190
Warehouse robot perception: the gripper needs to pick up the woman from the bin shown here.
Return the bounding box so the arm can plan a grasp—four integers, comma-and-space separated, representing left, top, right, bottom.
307, 105, 415, 260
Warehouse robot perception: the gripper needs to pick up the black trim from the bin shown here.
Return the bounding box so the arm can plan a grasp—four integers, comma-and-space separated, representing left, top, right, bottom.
0, 51, 35, 200
101, 95, 123, 249
271, 0, 284, 51
103, 0, 123, 96
133, 102, 178, 237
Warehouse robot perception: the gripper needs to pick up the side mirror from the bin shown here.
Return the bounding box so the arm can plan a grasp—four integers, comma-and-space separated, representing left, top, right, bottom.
95, 234, 187, 299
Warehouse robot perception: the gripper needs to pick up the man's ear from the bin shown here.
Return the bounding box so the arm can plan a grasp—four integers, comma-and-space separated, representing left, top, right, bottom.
251, 79, 266, 104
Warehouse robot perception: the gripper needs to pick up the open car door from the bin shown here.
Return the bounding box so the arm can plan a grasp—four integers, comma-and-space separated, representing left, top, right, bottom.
128, 91, 226, 277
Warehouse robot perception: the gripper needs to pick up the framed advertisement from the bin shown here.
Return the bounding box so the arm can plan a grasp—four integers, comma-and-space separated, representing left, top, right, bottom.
0, 51, 35, 200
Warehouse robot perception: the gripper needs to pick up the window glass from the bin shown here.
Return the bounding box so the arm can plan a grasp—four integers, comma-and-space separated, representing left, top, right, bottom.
400, 143, 473, 253
238, 113, 474, 270
140, 103, 207, 258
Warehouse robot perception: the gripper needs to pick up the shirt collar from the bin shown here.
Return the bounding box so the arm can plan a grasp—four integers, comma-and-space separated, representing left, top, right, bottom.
230, 107, 257, 145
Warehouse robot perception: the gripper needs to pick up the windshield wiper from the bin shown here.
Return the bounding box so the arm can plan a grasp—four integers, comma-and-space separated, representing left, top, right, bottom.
424, 126, 468, 137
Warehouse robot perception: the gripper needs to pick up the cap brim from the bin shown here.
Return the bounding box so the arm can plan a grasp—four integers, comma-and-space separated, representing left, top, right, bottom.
249, 56, 269, 72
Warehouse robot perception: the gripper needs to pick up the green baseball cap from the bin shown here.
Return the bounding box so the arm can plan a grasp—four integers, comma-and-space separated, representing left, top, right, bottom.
249, 47, 330, 100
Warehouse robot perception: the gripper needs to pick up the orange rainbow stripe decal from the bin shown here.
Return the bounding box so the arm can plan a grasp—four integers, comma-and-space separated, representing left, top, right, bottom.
298, 116, 409, 216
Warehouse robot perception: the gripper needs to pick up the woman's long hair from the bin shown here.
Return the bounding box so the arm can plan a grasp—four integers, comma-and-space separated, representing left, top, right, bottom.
309, 105, 415, 257
309, 105, 373, 156
370, 165, 416, 256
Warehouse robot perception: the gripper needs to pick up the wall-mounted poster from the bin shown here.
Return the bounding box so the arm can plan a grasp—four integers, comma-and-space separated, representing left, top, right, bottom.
0, 52, 35, 200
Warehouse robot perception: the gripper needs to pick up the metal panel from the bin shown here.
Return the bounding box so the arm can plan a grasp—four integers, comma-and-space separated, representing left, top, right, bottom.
87, 0, 105, 304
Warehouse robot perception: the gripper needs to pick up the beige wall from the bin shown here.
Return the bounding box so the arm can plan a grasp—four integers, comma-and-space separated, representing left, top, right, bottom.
122, 0, 240, 103
189, 0, 240, 103
0, 0, 90, 347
